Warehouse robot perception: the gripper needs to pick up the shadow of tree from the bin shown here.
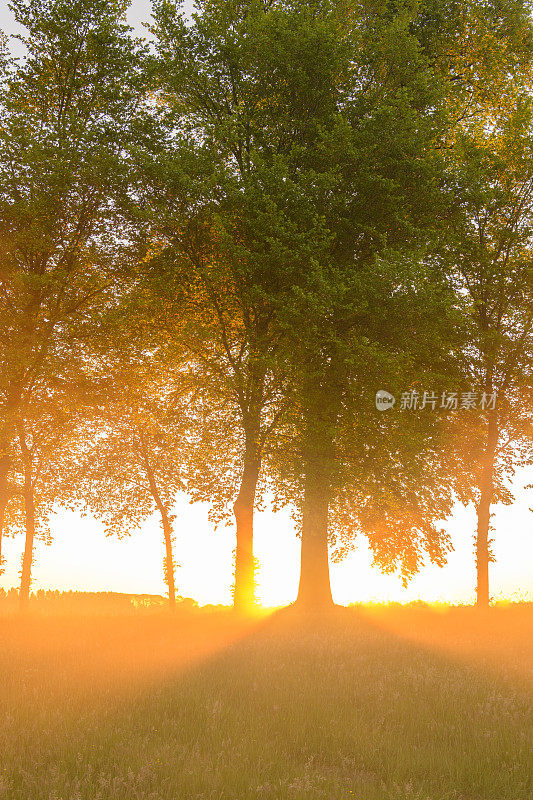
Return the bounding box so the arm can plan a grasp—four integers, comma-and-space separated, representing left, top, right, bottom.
0, 606, 531, 800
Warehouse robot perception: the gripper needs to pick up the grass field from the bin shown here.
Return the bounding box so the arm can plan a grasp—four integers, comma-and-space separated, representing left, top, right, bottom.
0, 603, 531, 800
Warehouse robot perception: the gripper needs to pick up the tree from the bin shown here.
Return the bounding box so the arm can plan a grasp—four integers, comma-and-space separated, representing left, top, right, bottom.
252, 0, 454, 607
3, 386, 88, 607
0, 31, 11, 578
448, 99, 533, 606
146, 0, 533, 611
143, 0, 342, 610
0, 0, 150, 591
261, 0, 533, 608
68, 361, 192, 607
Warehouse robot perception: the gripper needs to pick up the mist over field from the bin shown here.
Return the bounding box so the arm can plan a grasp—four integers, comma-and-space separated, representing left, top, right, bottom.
1, 0, 532, 797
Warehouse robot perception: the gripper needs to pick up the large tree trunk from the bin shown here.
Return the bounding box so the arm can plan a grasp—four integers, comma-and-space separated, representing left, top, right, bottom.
233, 443, 260, 612
296, 383, 337, 611
296, 456, 334, 609
476, 411, 499, 608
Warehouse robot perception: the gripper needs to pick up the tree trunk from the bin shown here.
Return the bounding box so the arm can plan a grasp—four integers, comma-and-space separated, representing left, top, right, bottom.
19, 482, 35, 611
0, 476, 5, 579
0, 438, 12, 579
296, 380, 337, 611
1, 397, 21, 575
476, 411, 499, 608
0, 460, 16, 579
233, 445, 260, 612
18, 422, 35, 610
0, 501, 4, 578
296, 455, 334, 609
161, 509, 176, 607
140, 442, 177, 608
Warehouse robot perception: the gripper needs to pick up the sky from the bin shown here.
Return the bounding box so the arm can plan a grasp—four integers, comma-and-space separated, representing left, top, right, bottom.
1, 476, 532, 606
0, 0, 531, 606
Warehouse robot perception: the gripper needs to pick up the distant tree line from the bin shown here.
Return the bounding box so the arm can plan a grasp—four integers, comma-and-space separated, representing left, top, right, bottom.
0, 587, 196, 610
0, 0, 531, 611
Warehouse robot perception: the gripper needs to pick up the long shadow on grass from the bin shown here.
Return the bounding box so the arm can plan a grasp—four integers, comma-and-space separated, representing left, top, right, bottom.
3, 605, 532, 800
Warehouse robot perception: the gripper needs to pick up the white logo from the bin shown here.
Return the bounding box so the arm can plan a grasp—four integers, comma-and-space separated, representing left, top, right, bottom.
375, 390, 396, 411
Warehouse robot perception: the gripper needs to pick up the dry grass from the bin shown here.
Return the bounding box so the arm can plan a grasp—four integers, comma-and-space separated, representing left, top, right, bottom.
0, 603, 531, 799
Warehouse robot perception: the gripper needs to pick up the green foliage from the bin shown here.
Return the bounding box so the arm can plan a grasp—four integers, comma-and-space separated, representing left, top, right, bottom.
446, 96, 533, 510
1, 0, 532, 600
0, 0, 148, 404
0, 0, 153, 599
141, 0, 533, 585
68, 360, 188, 538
